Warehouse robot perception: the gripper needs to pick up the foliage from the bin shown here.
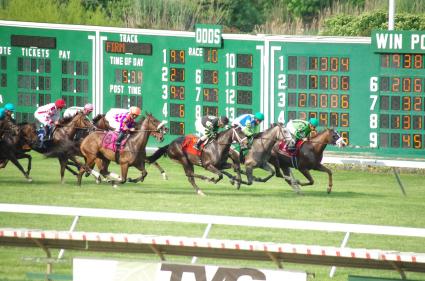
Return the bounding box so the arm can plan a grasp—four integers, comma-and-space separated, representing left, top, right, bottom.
221, 0, 266, 32
285, 0, 332, 23
320, 11, 425, 36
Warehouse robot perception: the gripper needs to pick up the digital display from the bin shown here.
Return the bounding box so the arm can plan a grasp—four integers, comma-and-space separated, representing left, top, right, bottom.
237, 108, 252, 116
237, 90, 252, 105
287, 111, 349, 128
204, 48, 218, 63
203, 88, 218, 102
170, 85, 185, 100
381, 114, 424, 130
169, 121, 185, 135
380, 133, 423, 149
105, 41, 152, 55
170, 67, 185, 82
115, 69, 143, 84
170, 103, 184, 118
237, 72, 252, 86
307, 75, 349, 90
170, 49, 185, 64
203, 70, 218, 84
381, 54, 424, 69
379, 76, 423, 92
203, 105, 218, 116
290, 56, 349, 72
237, 54, 253, 68
11, 34, 56, 49
288, 93, 349, 109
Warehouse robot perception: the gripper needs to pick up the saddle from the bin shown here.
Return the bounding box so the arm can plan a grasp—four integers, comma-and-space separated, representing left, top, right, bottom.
182, 135, 203, 157
277, 140, 304, 157
101, 131, 129, 153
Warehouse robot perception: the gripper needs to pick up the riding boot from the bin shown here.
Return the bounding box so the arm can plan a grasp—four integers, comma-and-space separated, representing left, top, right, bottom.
115, 132, 125, 163
193, 138, 202, 150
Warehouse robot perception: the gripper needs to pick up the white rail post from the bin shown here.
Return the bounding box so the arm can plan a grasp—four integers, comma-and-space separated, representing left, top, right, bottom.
388, 0, 395, 30
329, 232, 350, 278
191, 223, 213, 264
58, 215, 80, 259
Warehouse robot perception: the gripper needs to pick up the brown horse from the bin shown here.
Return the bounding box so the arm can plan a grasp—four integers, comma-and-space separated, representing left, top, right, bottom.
147, 127, 248, 195
0, 122, 38, 181
269, 128, 346, 194
77, 113, 166, 187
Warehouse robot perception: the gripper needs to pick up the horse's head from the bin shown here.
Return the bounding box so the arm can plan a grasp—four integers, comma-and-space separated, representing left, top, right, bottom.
141, 112, 167, 142
231, 126, 249, 149
71, 112, 95, 130
326, 128, 346, 148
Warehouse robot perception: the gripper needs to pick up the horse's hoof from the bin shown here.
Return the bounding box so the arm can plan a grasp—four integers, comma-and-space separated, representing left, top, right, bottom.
95, 177, 101, 184
161, 173, 168, 180
197, 190, 206, 196
112, 184, 119, 189
27, 178, 33, 183
327, 187, 332, 194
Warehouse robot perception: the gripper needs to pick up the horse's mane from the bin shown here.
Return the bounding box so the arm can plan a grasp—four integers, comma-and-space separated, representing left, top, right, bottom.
92, 114, 105, 123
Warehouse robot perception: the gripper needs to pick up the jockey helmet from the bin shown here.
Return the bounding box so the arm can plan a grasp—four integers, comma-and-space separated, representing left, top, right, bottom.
309, 117, 319, 127
254, 112, 264, 121
55, 99, 66, 109
84, 103, 94, 112
129, 106, 141, 116
219, 116, 229, 125
0, 108, 5, 119
4, 103, 15, 112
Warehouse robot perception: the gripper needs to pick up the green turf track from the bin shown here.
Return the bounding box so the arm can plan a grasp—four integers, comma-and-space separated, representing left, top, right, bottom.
0, 152, 424, 281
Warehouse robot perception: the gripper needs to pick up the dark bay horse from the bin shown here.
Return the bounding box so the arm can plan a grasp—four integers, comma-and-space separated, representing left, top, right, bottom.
147, 127, 248, 195
269, 128, 346, 194
230, 123, 285, 186
0, 122, 38, 181
77, 113, 166, 187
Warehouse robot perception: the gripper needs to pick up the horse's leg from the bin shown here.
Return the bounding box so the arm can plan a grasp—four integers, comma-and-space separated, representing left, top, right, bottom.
270, 155, 284, 178
314, 164, 333, 193
150, 161, 167, 180
203, 164, 223, 184
178, 159, 205, 196
0, 159, 8, 169
244, 165, 254, 185
282, 167, 303, 195
77, 155, 96, 186
8, 153, 32, 182
119, 163, 129, 184
128, 161, 148, 183
59, 156, 67, 184
252, 163, 275, 183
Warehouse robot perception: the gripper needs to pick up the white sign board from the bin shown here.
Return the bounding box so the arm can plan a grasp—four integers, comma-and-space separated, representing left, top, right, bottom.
73, 258, 307, 281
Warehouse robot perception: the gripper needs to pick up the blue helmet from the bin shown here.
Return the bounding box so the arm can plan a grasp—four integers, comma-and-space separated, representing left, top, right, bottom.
0, 108, 5, 119
4, 103, 15, 112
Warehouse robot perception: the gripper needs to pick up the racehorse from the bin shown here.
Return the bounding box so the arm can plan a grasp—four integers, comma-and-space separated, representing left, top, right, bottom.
230, 123, 285, 186
269, 128, 346, 194
0, 122, 38, 181
146, 127, 248, 195
77, 113, 166, 187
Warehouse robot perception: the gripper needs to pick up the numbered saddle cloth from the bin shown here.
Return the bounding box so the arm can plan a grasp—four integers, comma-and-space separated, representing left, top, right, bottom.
102, 131, 128, 152
277, 139, 304, 157
181, 135, 202, 156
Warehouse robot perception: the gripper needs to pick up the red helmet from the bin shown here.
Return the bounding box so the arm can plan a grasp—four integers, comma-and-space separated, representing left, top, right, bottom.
55, 99, 66, 109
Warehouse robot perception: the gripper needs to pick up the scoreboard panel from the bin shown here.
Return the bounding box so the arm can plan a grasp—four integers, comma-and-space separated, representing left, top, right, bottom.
0, 21, 424, 160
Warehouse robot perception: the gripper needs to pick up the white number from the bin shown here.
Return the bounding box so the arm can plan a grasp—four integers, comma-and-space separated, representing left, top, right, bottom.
162, 49, 167, 64
226, 89, 235, 104
195, 105, 201, 119
196, 87, 201, 102
369, 95, 377, 110
278, 56, 284, 71
225, 107, 235, 120
278, 74, 287, 90
162, 103, 168, 117
277, 92, 285, 107
161, 67, 168, 82
226, 53, 235, 68
370, 76, 378, 92
195, 69, 201, 84
161, 85, 168, 99
277, 111, 285, 123
225, 71, 236, 86
369, 132, 378, 148
370, 113, 378, 129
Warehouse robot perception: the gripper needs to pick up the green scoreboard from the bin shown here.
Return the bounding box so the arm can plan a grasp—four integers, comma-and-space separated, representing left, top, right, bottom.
0, 21, 424, 160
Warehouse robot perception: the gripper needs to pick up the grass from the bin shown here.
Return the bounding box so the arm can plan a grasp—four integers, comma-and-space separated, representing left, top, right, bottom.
0, 152, 424, 281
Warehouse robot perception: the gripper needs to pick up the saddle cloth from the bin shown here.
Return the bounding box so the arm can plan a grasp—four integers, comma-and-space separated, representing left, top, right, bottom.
182, 135, 202, 157
102, 131, 128, 152
277, 140, 304, 157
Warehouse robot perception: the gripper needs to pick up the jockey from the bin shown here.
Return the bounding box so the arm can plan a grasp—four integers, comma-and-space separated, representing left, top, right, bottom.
82, 103, 94, 116
34, 99, 66, 141
3, 103, 16, 124
231, 112, 264, 137
115, 106, 141, 152
283, 117, 319, 151
194, 115, 229, 150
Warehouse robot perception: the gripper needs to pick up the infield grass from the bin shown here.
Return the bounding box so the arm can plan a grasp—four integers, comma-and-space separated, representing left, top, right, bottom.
0, 153, 424, 281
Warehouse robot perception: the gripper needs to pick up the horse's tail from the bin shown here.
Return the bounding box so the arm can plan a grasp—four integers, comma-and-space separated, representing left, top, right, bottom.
146, 144, 169, 163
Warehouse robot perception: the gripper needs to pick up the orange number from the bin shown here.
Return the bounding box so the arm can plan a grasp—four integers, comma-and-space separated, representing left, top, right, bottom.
309, 112, 318, 119
179, 104, 185, 118
403, 54, 412, 68
402, 78, 411, 92
340, 57, 349, 71
414, 78, 422, 92
330, 76, 339, 90
122, 69, 128, 83
309, 75, 318, 89
402, 115, 411, 130
341, 113, 349, 127
341, 76, 349, 90
414, 54, 423, 69
392, 77, 400, 92
309, 93, 317, 107
170, 50, 177, 63
298, 93, 307, 107
413, 97, 422, 111
213, 70, 218, 84
330, 57, 338, 71
402, 134, 411, 147
330, 94, 338, 108
309, 57, 318, 70
320, 57, 328, 71
138, 71, 143, 84
179, 50, 185, 63
330, 112, 338, 126
402, 96, 411, 111
320, 94, 328, 108
341, 94, 349, 109
392, 54, 401, 68
381, 54, 390, 68
319, 112, 328, 126
341, 131, 349, 144
413, 134, 422, 149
